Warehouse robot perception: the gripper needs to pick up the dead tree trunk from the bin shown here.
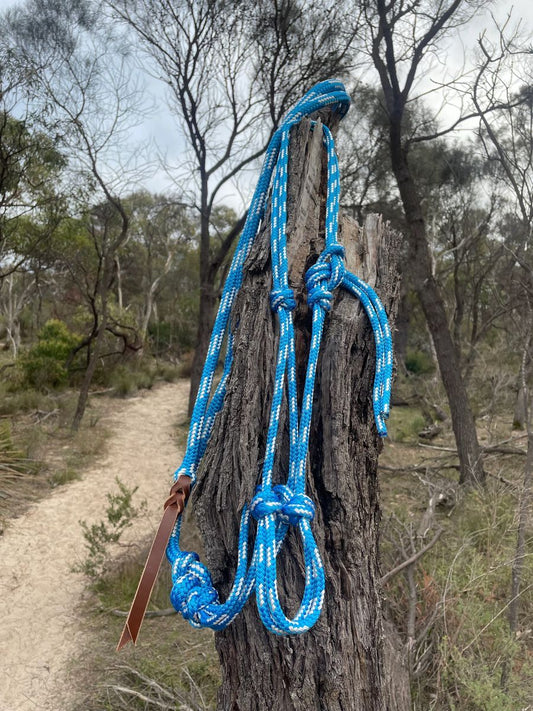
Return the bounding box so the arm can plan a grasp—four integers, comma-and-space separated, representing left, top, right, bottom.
193, 118, 408, 710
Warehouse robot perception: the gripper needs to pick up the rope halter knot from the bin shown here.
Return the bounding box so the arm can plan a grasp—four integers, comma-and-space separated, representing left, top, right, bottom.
305, 243, 346, 312
270, 287, 296, 313
170, 552, 220, 624
251, 485, 315, 526
155, 80, 393, 639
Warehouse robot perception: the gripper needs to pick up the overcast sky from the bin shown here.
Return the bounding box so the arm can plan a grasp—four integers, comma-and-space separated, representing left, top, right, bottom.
1, 0, 531, 202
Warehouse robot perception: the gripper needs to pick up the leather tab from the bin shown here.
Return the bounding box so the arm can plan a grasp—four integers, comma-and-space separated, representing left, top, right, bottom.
116, 475, 191, 651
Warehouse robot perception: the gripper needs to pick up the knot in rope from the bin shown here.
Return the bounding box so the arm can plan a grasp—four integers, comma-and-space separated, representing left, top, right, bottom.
251, 485, 315, 525
270, 287, 296, 313
274, 485, 315, 525
305, 244, 346, 311
250, 488, 283, 519
170, 552, 219, 624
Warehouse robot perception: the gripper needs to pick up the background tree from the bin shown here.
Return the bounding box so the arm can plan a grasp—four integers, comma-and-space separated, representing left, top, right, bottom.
116, 191, 197, 339
469, 25, 533, 687
358, 0, 490, 485
5, 0, 147, 428
108, 0, 355, 412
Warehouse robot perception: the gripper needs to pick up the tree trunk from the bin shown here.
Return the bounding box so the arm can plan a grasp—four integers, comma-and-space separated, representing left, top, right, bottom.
189, 282, 216, 416
71, 258, 112, 431
389, 125, 485, 486
192, 119, 409, 710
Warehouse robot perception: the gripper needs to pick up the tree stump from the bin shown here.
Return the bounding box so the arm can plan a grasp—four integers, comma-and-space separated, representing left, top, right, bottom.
193, 117, 407, 710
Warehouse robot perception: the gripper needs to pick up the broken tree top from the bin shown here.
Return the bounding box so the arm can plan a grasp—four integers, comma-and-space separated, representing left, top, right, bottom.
118, 80, 393, 650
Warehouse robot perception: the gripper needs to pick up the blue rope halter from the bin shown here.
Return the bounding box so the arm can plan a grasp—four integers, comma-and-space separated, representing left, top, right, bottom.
166, 80, 393, 635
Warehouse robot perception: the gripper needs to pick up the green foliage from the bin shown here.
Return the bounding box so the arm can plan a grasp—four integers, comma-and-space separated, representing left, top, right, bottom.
154, 361, 182, 383
48, 467, 81, 487
74, 477, 147, 582
107, 363, 156, 396
0, 419, 40, 513
384, 480, 533, 710
0, 419, 37, 476
405, 349, 435, 375
0, 384, 47, 415
148, 318, 197, 356
387, 406, 426, 442
99, 358, 181, 396
21, 319, 81, 390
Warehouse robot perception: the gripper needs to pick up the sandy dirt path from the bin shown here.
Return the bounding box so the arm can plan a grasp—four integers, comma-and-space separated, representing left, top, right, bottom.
0, 380, 189, 711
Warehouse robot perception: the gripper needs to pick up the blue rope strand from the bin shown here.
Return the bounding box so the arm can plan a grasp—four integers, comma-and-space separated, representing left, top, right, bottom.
166, 80, 394, 635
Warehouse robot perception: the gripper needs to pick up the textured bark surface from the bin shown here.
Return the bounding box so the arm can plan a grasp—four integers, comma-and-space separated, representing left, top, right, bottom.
193, 118, 408, 710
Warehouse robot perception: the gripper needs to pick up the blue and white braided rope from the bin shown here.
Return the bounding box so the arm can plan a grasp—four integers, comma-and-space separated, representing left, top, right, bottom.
166, 80, 393, 635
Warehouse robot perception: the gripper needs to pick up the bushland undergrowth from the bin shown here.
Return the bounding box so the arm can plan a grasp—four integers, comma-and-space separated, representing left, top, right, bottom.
72, 373, 533, 711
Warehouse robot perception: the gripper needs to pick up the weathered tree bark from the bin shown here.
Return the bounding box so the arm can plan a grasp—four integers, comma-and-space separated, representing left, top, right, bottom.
193, 118, 409, 710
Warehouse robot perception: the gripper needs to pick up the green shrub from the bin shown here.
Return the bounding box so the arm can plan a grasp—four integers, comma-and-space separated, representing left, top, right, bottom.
387, 407, 426, 442
0, 419, 40, 494
22, 319, 81, 390
106, 363, 157, 396
405, 348, 435, 375
391, 485, 533, 710
155, 361, 181, 382
48, 468, 81, 487
73, 477, 147, 582
0, 386, 46, 415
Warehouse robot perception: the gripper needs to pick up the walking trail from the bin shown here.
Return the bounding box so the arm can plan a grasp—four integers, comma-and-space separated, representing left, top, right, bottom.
0, 380, 189, 711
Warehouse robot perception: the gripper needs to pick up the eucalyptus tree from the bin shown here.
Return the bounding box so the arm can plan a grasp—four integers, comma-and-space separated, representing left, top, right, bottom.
469, 26, 533, 680
355, 0, 497, 485
117, 191, 198, 339
0, 80, 67, 282
108, 0, 355, 412
5, 0, 147, 428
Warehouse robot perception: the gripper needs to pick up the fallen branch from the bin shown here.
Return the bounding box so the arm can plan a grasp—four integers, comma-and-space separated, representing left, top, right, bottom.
417, 443, 458, 453
418, 441, 526, 457
380, 463, 460, 474
483, 445, 526, 456
107, 684, 175, 710
33, 409, 59, 424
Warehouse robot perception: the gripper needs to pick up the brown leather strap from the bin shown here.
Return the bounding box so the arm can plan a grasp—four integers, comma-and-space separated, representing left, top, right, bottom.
116, 475, 191, 651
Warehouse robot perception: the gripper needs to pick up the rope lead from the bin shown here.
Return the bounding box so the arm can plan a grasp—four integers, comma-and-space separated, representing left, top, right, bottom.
167, 80, 393, 635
